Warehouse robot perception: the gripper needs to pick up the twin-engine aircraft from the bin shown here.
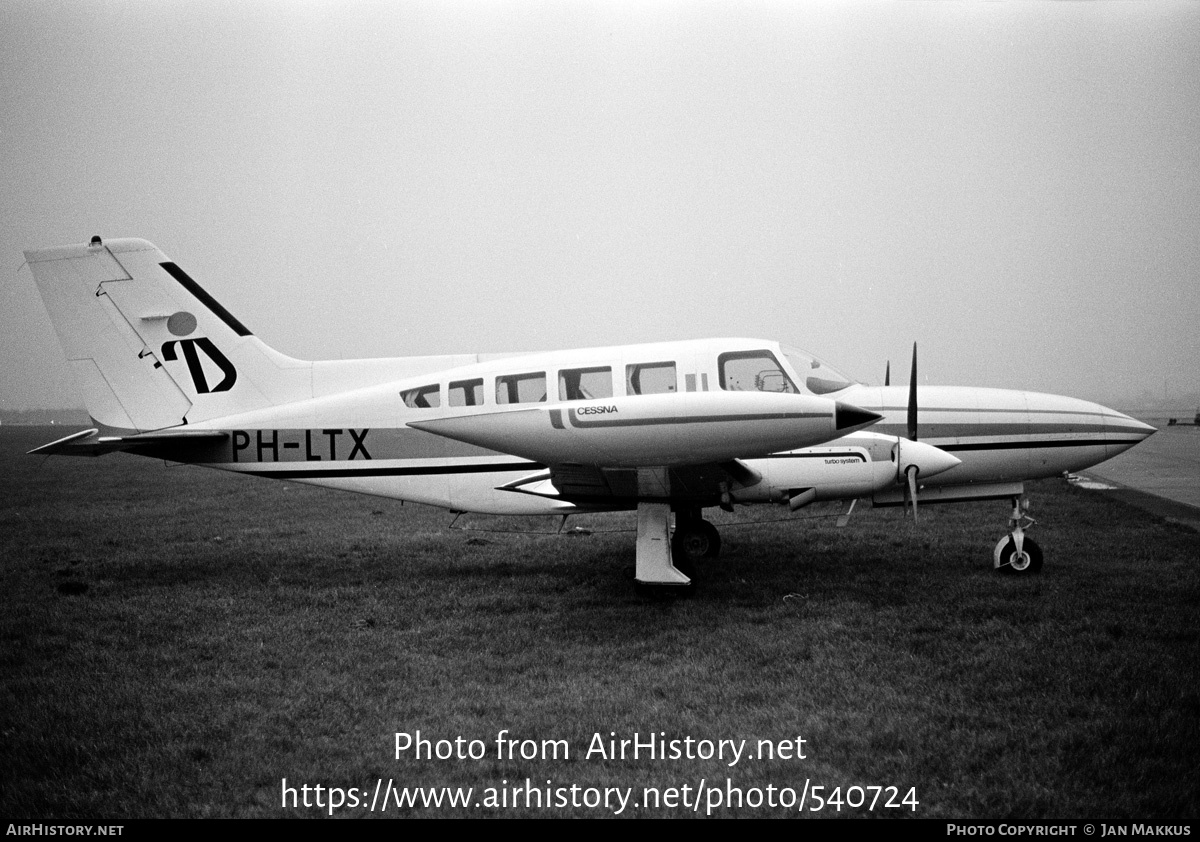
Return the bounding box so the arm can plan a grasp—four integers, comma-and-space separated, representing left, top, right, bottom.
24, 237, 1154, 587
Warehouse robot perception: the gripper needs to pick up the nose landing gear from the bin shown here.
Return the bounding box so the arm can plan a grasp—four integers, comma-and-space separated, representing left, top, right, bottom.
994, 495, 1042, 575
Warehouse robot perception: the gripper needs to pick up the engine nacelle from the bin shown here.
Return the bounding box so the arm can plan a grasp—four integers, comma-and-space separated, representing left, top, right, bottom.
745, 432, 961, 505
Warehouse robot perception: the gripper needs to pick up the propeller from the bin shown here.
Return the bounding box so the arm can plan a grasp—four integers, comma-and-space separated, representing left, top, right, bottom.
903, 343, 919, 521
905, 463, 920, 522
907, 342, 918, 442
891, 345, 961, 522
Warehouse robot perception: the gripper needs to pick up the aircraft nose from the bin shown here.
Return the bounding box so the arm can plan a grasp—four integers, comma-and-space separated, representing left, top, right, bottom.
1101, 407, 1156, 458
1124, 415, 1157, 438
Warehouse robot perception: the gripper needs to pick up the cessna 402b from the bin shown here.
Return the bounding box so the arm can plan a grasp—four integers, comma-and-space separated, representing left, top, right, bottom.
24, 237, 1155, 588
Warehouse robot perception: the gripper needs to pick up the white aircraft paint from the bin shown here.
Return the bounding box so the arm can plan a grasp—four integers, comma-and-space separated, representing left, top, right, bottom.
24, 237, 1155, 587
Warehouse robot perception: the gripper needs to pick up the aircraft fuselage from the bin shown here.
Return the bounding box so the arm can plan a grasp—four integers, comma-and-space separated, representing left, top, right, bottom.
144, 339, 1152, 517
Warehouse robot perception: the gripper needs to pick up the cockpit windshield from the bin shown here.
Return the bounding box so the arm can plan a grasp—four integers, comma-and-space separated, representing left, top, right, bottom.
780, 345, 856, 395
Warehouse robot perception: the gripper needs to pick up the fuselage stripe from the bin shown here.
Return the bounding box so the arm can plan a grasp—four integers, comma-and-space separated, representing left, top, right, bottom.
873, 405, 1115, 417
938, 438, 1146, 452
236, 462, 540, 479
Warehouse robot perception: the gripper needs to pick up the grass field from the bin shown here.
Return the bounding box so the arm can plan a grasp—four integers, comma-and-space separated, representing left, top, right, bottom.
2, 425, 1198, 819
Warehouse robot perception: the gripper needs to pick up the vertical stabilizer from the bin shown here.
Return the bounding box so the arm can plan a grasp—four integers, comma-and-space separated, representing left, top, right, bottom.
24, 237, 312, 431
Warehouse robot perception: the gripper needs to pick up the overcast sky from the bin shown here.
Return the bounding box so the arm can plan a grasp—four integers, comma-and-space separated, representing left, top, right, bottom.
3, 0, 1198, 413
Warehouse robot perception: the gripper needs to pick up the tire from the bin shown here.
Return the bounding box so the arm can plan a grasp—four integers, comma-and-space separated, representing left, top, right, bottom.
672, 519, 721, 563
994, 536, 1043, 575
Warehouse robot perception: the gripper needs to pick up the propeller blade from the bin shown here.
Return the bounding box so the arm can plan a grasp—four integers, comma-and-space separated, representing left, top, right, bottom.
907, 342, 918, 442
906, 464, 919, 523
884, 360, 890, 387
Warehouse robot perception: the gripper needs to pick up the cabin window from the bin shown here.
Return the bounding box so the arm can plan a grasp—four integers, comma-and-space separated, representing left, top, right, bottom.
400, 384, 441, 409
496, 372, 547, 404
626, 362, 676, 395
718, 351, 797, 393
448, 378, 484, 407
559, 366, 613, 401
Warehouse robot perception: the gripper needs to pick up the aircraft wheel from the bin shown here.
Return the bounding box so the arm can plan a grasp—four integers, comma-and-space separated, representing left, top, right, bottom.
672, 519, 721, 563
994, 536, 1043, 575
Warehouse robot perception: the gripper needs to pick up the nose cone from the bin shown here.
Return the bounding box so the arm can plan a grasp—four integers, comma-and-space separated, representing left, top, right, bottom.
1102, 408, 1156, 459
835, 402, 883, 432
1109, 411, 1156, 438
898, 439, 962, 479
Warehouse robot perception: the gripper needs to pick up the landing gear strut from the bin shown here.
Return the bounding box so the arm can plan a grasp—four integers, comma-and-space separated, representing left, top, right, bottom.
632, 500, 723, 590
994, 495, 1042, 575
634, 502, 690, 587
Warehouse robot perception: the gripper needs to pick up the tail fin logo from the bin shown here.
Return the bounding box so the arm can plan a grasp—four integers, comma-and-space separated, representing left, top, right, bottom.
161, 338, 238, 394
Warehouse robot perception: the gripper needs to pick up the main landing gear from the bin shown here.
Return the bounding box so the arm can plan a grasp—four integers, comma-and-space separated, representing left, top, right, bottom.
633, 503, 722, 590
671, 509, 721, 566
993, 495, 1042, 575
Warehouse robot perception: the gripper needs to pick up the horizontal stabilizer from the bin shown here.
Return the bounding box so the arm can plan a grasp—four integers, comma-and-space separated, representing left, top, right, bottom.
28, 428, 229, 457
